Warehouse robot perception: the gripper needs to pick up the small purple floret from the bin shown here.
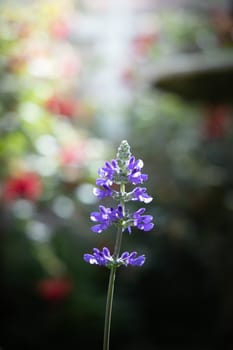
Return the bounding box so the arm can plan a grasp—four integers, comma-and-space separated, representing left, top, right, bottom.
84, 247, 113, 266
96, 160, 118, 186
90, 205, 124, 233
118, 251, 146, 266
127, 156, 148, 185
93, 185, 113, 199
130, 187, 153, 203
132, 208, 154, 231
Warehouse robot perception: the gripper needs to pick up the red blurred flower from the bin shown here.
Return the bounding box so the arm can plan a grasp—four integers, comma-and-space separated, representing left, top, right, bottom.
45, 95, 77, 118
3, 172, 42, 201
203, 105, 230, 139
36, 278, 73, 302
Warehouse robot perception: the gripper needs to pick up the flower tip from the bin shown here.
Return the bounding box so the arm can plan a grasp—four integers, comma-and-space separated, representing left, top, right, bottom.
120, 139, 129, 146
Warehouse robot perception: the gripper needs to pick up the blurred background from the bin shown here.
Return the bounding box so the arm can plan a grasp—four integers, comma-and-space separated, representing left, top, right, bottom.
1, 0, 233, 349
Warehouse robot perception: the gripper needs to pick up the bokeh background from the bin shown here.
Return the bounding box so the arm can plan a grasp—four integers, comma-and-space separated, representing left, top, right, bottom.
1, 0, 233, 349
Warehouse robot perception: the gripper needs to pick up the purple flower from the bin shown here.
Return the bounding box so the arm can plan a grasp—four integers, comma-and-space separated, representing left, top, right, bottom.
96, 154, 148, 188
83, 247, 145, 267
96, 178, 112, 187
96, 160, 118, 186
132, 208, 154, 231
84, 247, 113, 266
86, 141, 154, 271
93, 185, 113, 199
90, 205, 124, 233
129, 187, 153, 203
127, 156, 148, 185
118, 251, 146, 266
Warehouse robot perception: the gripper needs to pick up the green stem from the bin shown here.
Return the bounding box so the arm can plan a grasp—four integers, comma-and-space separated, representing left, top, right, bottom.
103, 183, 125, 350
103, 267, 116, 350
114, 183, 125, 259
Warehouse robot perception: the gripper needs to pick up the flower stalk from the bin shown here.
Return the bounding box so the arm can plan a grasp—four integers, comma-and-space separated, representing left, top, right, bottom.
113, 183, 125, 258
103, 266, 116, 350
103, 182, 125, 350
83, 140, 154, 350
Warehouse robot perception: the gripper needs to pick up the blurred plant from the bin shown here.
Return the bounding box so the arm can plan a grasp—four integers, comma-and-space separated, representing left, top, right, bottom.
0, 3, 110, 211
0, 2, 113, 292
84, 140, 154, 350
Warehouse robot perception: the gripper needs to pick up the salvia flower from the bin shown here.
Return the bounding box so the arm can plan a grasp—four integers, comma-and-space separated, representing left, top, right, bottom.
127, 156, 148, 184
84, 247, 113, 266
93, 185, 114, 199
118, 251, 146, 266
121, 208, 154, 234
90, 204, 154, 234
84, 247, 145, 268
132, 208, 154, 231
95, 148, 148, 188
84, 141, 154, 266
84, 140, 154, 350
128, 187, 153, 203
90, 205, 123, 233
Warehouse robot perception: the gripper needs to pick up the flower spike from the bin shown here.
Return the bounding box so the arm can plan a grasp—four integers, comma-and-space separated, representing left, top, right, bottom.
84, 140, 154, 350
